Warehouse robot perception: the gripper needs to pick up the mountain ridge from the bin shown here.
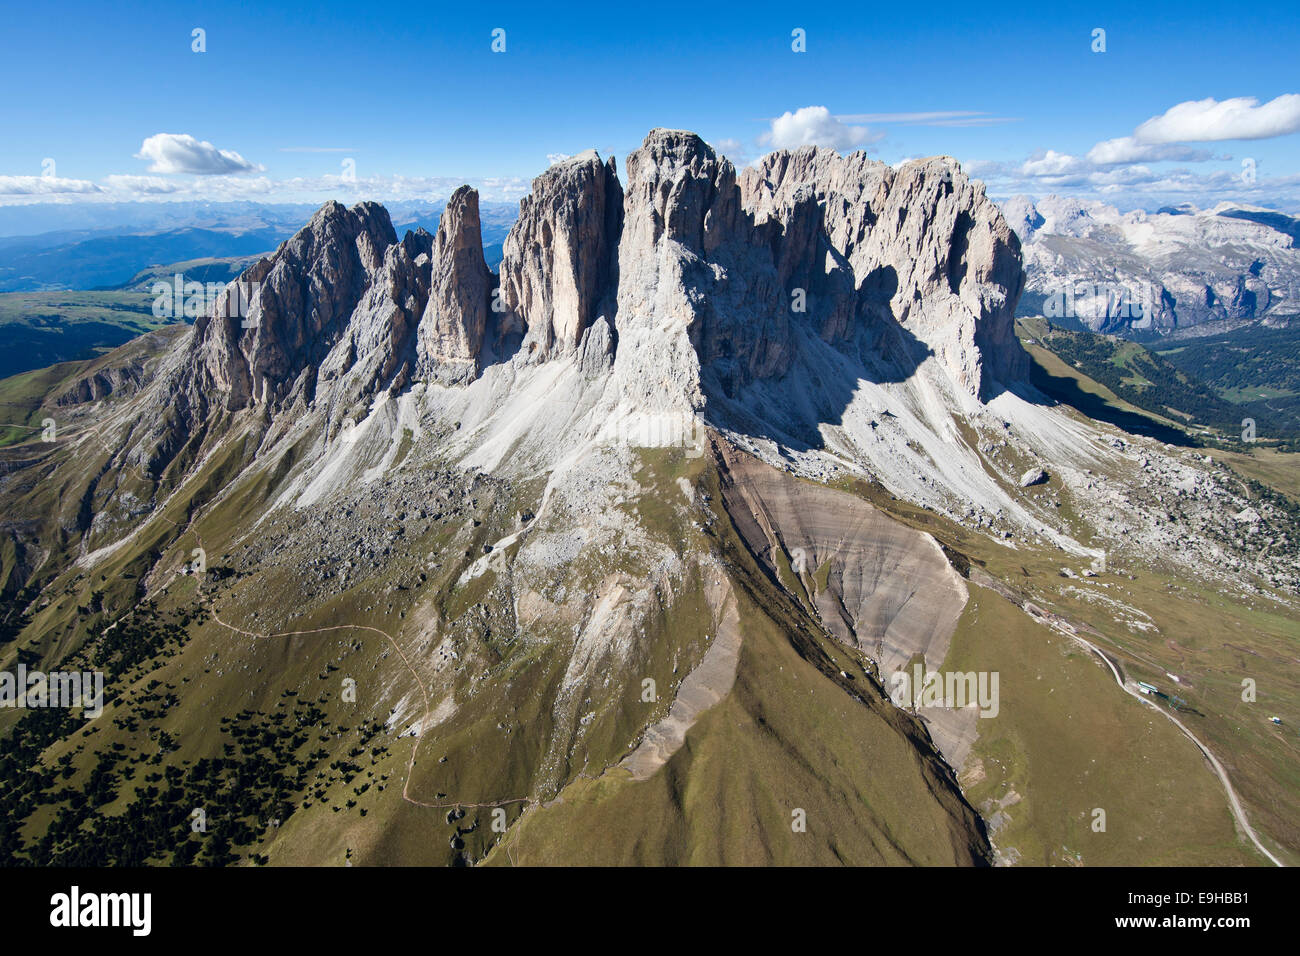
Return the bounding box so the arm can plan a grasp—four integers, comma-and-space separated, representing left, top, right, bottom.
1006, 194, 1300, 337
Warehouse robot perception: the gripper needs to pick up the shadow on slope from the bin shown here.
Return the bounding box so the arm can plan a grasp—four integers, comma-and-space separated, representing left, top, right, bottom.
702, 265, 943, 453
1026, 356, 1198, 447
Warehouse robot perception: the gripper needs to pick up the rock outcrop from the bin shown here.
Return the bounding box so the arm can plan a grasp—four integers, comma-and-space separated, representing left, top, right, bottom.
612, 129, 791, 408
1019, 467, 1048, 487
416, 185, 493, 380
740, 145, 1028, 395
318, 224, 432, 398
497, 151, 622, 359
190, 200, 400, 410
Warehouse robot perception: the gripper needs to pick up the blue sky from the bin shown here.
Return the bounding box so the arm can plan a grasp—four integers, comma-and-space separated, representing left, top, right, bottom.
2, 0, 1299, 210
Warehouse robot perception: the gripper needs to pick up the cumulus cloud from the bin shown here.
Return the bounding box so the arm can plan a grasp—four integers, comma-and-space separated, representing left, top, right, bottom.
1010, 153, 1181, 190
1021, 150, 1085, 177
760, 107, 883, 152
0, 172, 531, 207
933, 94, 1300, 210
1063, 95, 1298, 171
135, 133, 263, 175
970, 155, 1300, 210
1134, 94, 1300, 144
996, 94, 1300, 200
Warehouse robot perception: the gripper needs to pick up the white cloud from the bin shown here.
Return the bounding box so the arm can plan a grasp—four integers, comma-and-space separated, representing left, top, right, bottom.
1027, 95, 1300, 182
835, 110, 1018, 127
949, 93, 1300, 210
546, 153, 571, 166
999, 95, 1296, 198
102, 174, 185, 195
1085, 137, 1215, 165
0, 175, 102, 196
1021, 150, 1085, 177
0, 172, 531, 207
135, 133, 263, 175
760, 107, 883, 152
1011, 154, 1173, 190
971, 155, 1300, 210
1134, 94, 1300, 144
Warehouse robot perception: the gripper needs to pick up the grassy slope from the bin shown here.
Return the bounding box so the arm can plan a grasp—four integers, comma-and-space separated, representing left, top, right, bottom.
120, 255, 266, 292
1018, 316, 1299, 449
835, 444, 1299, 863
3, 315, 1296, 866
944, 588, 1259, 866
1020, 315, 1300, 497
1152, 324, 1300, 439
965, 543, 1299, 865
484, 455, 988, 866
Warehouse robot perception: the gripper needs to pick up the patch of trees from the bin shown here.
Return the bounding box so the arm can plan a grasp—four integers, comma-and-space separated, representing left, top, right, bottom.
1041, 325, 1299, 449
0, 603, 397, 866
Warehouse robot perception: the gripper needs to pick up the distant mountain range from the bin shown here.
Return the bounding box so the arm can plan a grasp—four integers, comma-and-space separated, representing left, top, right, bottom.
0, 200, 517, 293
1003, 195, 1300, 339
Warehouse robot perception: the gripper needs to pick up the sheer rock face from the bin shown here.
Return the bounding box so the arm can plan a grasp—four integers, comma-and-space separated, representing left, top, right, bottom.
739, 145, 1028, 397
416, 185, 493, 380
497, 151, 623, 359
319, 226, 432, 398
612, 129, 795, 408
181, 130, 1029, 421
612, 130, 1027, 404
190, 200, 400, 410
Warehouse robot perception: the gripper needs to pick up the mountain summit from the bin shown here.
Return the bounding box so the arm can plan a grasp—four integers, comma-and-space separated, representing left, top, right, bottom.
175, 130, 1027, 425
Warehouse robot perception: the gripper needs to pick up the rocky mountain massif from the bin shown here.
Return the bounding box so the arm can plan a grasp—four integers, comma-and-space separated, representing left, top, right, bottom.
1005, 195, 1300, 337
1, 131, 1297, 867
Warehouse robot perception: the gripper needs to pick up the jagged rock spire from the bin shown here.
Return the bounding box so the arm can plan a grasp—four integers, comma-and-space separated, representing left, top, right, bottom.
416, 185, 493, 380
190, 199, 399, 410
739, 146, 1028, 395
180, 129, 1029, 424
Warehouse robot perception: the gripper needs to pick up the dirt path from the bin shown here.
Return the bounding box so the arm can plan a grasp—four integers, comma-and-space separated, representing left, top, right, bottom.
970, 569, 1284, 867
9, 418, 534, 830
192, 524, 531, 813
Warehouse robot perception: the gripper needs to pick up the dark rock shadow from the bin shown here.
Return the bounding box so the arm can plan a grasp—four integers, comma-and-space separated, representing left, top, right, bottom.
703, 262, 938, 454
1025, 358, 1198, 447
480, 292, 525, 368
